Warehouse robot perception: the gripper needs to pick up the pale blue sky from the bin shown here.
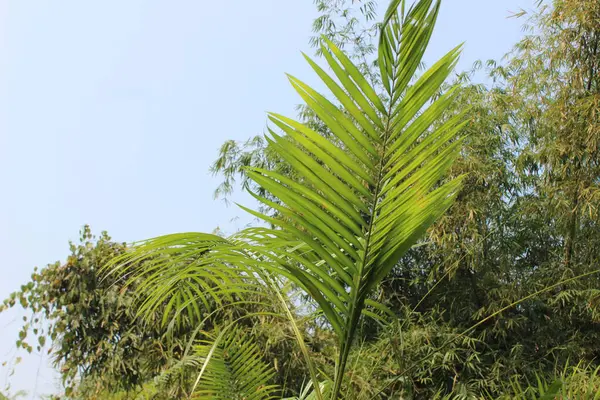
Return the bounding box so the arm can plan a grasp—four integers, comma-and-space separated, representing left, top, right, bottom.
0, 0, 534, 397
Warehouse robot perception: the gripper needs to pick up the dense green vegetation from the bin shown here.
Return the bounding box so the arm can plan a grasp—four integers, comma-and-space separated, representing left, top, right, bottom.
2, 0, 600, 398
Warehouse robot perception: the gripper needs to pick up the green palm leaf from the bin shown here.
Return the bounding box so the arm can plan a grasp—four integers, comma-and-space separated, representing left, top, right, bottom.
157, 327, 279, 400
107, 232, 263, 328
191, 328, 279, 399
240, 0, 464, 395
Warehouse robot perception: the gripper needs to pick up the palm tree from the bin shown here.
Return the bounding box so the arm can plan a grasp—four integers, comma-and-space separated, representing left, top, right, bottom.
111, 0, 466, 398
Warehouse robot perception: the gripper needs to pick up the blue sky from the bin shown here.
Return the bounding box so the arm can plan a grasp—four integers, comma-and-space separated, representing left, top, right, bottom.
0, 0, 534, 397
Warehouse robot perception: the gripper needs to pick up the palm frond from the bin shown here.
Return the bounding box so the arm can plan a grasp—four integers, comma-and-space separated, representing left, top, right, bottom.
106, 233, 264, 327
190, 328, 280, 400
241, 0, 464, 395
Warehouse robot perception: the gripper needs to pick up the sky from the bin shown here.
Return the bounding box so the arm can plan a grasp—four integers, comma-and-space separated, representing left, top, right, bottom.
0, 0, 535, 397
